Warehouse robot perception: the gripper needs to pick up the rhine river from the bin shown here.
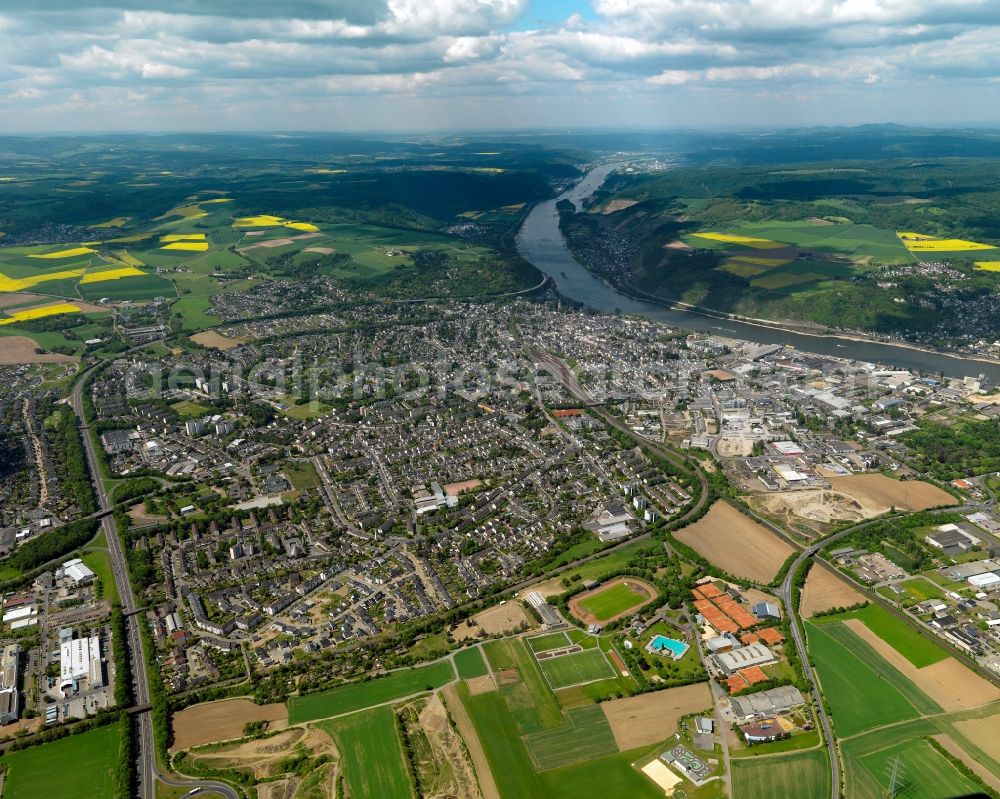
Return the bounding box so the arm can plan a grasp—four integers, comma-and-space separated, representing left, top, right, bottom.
516, 164, 1000, 383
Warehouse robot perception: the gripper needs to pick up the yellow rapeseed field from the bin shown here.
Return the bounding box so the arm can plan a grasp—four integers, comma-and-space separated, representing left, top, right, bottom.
898, 231, 997, 252
0, 269, 85, 292
160, 234, 207, 242
161, 204, 210, 219
975, 262, 1000, 272
0, 302, 81, 325
234, 215, 285, 227
234, 215, 319, 233
692, 232, 780, 249
161, 241, 209, 252
28, 247, 95, 259
116, 251, 144, 267
79, 267, 146, 284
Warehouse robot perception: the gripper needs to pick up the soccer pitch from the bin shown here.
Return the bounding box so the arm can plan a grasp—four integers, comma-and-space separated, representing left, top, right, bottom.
538, 648, 616, 690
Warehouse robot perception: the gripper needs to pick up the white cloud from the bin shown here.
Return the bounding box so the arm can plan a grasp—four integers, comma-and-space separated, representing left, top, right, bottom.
0, 0, 996, 129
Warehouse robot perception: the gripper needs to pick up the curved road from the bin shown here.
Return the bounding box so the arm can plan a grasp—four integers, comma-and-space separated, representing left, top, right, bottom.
69, 356, 238, 799
535, 345, 846, 797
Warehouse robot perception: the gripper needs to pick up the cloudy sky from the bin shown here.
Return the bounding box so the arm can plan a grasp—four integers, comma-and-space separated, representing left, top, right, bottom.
1, 0, 998, 132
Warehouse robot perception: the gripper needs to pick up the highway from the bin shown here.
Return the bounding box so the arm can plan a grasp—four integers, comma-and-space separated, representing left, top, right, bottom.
69, 358, 239, 799
777, 528, 857, 799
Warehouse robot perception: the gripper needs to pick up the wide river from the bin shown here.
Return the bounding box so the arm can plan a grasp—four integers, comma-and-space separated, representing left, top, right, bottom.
517, 164, 1000, 382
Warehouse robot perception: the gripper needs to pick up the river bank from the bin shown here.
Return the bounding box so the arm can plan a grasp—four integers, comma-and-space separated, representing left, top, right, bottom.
516, 163, 1000, 382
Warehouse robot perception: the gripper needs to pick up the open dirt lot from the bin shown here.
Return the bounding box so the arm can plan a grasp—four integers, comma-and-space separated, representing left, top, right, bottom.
844, 619, 1000, 712
444, 479, 482, 496
171, 698, 288, 751
933, 734, 1000, 792
828, 474, 955, 513
567, 577, 657, 625
952, 714, 1000, 775
716, 437, 755, 457
240, 237, 295, 251
451, 601, 532, 641
466, 675, 497, 695
0, 292, 49, 308
525, 577, 565, 598
601, 199, 638, 214
127, 502, 168, 525
187, 727, 333, 782
602, 683, 712, 751
443, 685, 500, 799
800, 566, 865, 617
749, 489, 872, 526
0, 335, 75, 363
416, 694, 484, 799
674, 501, 794, 583
190, 330, 248, 350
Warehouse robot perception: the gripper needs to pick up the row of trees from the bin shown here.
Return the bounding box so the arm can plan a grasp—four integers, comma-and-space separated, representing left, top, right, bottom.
5, 517, 98, 574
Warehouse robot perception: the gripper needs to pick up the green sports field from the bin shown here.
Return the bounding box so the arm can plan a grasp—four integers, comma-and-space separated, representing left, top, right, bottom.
537, 648, 616, 690
732, 748, 830, 799
287, 660, 455, 723
0, 720, 122, 798
577, 580, 653, 622
317, 706, 413, 799
526, 631, 572, 653
454, 646, 489, 679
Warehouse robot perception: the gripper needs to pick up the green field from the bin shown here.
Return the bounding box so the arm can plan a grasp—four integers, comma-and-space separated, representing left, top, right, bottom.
170, 399, 208, 418
539, 749, 665, 799
458, 684, 545, 796
521, 705, 618, 771
537, 649, 617, 690
0, 720, 122, 798
815, 603, 948, 668
317, 706, 413, 799
454, 646, 488, 680
482, 638, 563, 733
856, 738, 980, 799
284, 460, 320, 491
731, 748, 830, 799
526, 631, 572, 653
807, 621, 932, 737
281, 401, 333, 420
457, 681, 665, 799
554, 541, 657, 584
287, 660, 455, 724
577, 580, 653, 622
684, 220, 913, 263
81, 549, 120, 605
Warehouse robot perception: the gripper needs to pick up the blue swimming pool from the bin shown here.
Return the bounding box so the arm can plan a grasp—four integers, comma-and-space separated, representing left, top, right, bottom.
648, 635, 689, 660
